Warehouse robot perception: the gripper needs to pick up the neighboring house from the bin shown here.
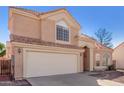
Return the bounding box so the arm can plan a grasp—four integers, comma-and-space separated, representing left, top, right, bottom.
113, 42, 124, 69
7, 7, 113, 80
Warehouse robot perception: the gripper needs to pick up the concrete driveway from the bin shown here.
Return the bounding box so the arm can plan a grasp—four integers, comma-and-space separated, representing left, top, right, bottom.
27, 72, 124, 86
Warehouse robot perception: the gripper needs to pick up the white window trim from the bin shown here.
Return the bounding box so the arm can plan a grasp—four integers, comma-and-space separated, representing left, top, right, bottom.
55, 23, 71, 44
96, 53, 100, 61
95, 53, 101, 66
102, 53, 110, 66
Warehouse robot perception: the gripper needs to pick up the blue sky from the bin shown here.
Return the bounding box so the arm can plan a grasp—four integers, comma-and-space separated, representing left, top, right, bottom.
0, 6, 124, 47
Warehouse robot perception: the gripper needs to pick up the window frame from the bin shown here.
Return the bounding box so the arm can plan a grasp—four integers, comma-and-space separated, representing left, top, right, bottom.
95, 53, 101, 66
55, 24, 71, 44
102, 53, 110, 66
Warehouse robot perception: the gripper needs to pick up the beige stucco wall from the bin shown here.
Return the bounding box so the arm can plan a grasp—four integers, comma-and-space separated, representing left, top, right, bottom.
9, 8, 80, 46
13, 47, 23, 80
12, 13, 41, 39
70, 26, 79, 45
113, 44, 124, 69
41, 18, 56, 42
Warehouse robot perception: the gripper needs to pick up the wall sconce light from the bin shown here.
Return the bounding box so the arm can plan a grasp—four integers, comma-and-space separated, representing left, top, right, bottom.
18, 48, 21, 54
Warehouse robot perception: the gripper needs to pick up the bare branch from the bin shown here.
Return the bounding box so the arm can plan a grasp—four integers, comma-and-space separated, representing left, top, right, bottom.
94, 28, 113, 48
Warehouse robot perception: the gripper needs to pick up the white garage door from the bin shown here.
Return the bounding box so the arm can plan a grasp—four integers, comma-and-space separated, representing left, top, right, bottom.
23, 51, 78, 78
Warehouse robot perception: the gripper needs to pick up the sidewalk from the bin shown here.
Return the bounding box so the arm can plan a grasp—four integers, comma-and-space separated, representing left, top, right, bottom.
97, 79, 124, 86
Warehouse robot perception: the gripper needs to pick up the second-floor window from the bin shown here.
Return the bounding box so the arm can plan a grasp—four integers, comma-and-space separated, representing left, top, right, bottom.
56, 25, 69, 42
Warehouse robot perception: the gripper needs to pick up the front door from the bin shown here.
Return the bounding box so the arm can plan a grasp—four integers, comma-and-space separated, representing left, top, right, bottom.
83, 46, 90, 71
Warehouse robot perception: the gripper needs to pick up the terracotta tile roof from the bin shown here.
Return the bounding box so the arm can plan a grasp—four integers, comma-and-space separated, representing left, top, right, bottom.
95, 42, 113, 51
80, 34, 113, 50
9, 6, 42, 16
9, 6, 66, 17
9, 6, 80, 28
81, 33, 96, 41
42, 8, 66, 15
114, 42, 124, 50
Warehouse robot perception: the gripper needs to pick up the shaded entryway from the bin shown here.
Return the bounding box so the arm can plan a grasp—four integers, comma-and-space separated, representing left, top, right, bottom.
83, 46, 90, 71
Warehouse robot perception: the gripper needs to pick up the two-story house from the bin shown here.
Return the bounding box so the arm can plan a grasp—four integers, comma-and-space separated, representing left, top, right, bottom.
7, 7, 113, 80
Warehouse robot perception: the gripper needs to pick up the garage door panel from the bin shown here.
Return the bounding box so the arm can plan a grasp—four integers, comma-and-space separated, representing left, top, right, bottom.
24, 51, 78, 78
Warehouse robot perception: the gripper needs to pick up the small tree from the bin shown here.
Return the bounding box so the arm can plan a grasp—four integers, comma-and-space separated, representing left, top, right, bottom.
95, 28, 113, 48
0, 42, 6, 57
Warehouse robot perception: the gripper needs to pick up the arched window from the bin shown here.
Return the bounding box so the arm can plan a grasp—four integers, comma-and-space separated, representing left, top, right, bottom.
95, 53, 100, 66
56, 21, 70, 42
103, 53, 110, 66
